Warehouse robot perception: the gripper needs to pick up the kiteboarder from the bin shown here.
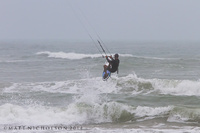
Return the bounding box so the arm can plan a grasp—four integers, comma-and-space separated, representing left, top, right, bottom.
103, 54, 120, 78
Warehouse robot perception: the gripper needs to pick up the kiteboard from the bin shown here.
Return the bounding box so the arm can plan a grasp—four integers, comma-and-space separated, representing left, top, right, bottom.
102, 70, 111, 81
102, 62, 111, 81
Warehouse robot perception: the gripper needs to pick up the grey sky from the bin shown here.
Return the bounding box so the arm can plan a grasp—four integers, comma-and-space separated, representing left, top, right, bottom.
0, 0, 200, 41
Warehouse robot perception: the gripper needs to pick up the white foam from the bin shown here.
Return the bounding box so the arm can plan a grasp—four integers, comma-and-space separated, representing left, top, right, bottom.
134, 106, 172, 118
36, 51, 133, 60
152, 79, 200, 96
36, 51, 102, 59
0, 103, 86, 125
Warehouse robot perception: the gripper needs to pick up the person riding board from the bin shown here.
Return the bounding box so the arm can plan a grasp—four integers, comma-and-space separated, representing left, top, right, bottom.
103, 54, 120, 78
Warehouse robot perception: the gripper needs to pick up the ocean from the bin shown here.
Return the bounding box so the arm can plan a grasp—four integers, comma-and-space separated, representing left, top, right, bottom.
0, 40, 200, 133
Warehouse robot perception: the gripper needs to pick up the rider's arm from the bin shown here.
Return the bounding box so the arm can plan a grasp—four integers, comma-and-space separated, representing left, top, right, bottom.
106, 56, 113, 63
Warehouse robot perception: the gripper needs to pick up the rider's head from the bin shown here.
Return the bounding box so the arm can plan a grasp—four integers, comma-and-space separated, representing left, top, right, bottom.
114, 54, 119, 59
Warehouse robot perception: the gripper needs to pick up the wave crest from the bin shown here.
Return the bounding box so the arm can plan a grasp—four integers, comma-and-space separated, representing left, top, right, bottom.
3, 74, 200, 96
115, 74, 200, 96
36, 51, 102, 60
36, 51, 133, 60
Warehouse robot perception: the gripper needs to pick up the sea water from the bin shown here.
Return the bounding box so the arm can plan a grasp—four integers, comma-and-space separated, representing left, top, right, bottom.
0, 40, 200, 132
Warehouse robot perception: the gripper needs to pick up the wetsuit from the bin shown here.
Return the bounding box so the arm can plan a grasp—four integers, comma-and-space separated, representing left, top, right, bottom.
106, 57, 120, 73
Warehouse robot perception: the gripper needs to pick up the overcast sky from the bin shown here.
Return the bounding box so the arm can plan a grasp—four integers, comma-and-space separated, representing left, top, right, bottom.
0, 0, 200, 42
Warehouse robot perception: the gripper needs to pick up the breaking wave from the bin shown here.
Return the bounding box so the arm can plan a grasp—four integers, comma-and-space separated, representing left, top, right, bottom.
2, 74, 200, 96
1, 102, 200, 125
115, 74, 200, 96
1, 74, 200, 126
36, 51, 133, 60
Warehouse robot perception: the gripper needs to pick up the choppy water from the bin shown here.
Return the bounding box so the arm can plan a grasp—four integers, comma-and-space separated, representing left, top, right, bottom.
0, 41, 200, 132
